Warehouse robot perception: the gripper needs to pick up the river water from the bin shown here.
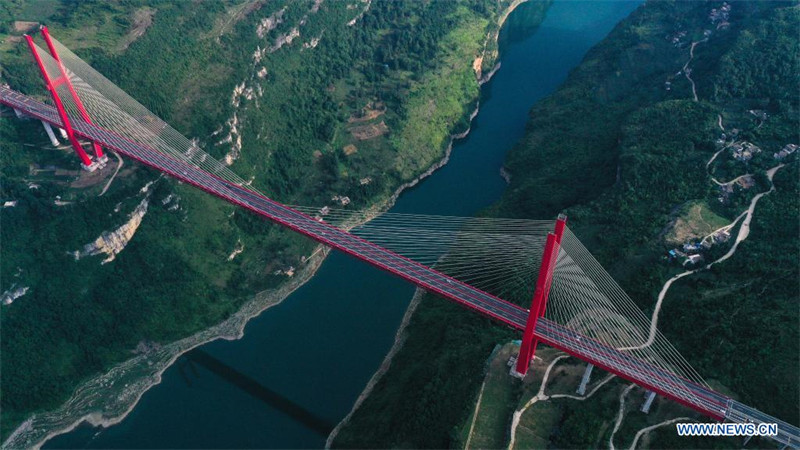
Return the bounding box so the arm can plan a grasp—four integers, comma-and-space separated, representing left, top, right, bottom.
46, 1, 639, 448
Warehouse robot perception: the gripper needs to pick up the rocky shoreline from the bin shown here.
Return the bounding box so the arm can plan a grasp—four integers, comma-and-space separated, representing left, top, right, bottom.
2, 3, 522, 447
3, 33, 501, 450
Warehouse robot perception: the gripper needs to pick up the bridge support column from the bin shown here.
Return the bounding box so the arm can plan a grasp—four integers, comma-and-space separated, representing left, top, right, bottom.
39, 26, 107, 164
42, 121, 60, 146
58, 127, 68, 140
24, 34, 97, 171
577, 363, 594, 395
640, 390, 656, 413
512, 214, 567, 378
13, 108, 27, 119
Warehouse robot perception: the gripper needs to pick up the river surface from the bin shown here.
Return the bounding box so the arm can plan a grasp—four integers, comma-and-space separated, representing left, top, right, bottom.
46, 1, 640, 448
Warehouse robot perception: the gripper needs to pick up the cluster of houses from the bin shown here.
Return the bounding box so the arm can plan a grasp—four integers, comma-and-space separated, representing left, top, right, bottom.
668, 226, 733, 267
731, 141, 761, 162
774, 143, 798, 161
668, 30, 687, 47
273, 266, 296, 277
717, 174, 756, 204
709, 2, 731, 29
715, 128, 739, 147
668, 242, 707, 267
315, 195, 351, 220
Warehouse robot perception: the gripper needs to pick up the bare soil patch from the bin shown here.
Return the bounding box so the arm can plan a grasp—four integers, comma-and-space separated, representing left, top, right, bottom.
118, 8, 155, 52
349, 120, 388, 140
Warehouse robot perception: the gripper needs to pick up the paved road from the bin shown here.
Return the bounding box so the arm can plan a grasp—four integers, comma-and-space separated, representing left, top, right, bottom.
2, 86, 797, 448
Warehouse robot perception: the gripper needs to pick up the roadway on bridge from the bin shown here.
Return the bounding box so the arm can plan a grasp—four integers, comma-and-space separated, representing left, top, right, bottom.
2, 86, 797, 448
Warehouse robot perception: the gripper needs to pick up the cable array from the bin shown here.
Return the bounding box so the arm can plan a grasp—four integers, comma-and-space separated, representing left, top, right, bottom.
28, 36, 714, 407
35, 38, 248, 188
547, 227, 710, 401
291, 206, 553, 305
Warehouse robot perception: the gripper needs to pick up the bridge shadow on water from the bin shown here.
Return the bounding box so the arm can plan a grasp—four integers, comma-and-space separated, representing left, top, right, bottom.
180, 349, 335, 437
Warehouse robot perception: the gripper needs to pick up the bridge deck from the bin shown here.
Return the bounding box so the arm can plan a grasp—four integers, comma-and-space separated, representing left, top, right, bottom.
2, 86, 797, 448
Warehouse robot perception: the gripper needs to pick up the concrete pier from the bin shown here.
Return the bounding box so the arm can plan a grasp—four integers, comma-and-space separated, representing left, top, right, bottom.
42, 121, 60, 146
577, 363, 594, 395
640, 390, 656, 413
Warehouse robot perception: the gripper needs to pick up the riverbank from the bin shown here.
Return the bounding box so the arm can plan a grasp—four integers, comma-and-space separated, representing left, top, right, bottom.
329, 2, 644, 447
326, 3, 544, 444
3, 4, 520, 448
1, 2, 524, 440
479, 1, 798, 446
3, 95, 484, 450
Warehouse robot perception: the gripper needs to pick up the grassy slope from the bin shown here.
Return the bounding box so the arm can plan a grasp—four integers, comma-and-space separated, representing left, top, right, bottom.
337, 1, 798, 448
0, 0, 509, 438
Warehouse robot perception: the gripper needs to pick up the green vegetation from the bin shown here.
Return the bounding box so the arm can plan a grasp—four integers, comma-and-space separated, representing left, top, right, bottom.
336, 1, 798, 448
456, 343, 521, 449
665, 201, 730, 245
333, 294, 516, 448
0, 0, 517, 439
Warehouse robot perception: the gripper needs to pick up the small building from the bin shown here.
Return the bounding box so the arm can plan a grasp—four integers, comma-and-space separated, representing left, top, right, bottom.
683, 241, 702, 253
731, 141, 761, 162
332, 195, 351, 206
737, 175, 756, 189
683, 254, 705, 266
714, 229, 732, 243
774, 143, 798, 160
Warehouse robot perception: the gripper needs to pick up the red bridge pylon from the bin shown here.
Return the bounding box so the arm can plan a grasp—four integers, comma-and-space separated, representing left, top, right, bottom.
25, 26, 106, 171
512, 213, 566, 378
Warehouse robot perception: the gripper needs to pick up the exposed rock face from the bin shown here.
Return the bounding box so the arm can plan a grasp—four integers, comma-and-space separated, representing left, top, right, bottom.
256, 7, 286, 38
1, 285, 29, 305
269, 27, 301, 53
347, 0, 371, 26
74, 196, 150, 264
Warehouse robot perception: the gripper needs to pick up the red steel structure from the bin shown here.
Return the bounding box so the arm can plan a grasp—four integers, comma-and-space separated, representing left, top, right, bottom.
39, 26, 107, 163
513, 214, 566, 377
3, 87, 799, 448
24, 34, 93, 169
24, 27, 106, 170
3, 29, 799, 445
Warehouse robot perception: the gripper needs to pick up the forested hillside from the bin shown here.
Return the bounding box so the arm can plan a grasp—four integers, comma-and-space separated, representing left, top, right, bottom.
0, 0, 514, 439
335, 1, 798, 448
497, 1, 799, 433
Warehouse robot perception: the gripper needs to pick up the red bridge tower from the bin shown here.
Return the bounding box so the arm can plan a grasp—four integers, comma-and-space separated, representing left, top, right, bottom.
25, 26, 106, 171
512, 214, 566, 378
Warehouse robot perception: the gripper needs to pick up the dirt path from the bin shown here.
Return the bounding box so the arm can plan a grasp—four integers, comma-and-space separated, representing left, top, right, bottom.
621, 163, 785, 352
627, 416, 690, 450
608, 384, 637, 450
99, 151, 123, 197
464, 378, 488, 449
682, 41, 704, 102
507, 356, 616, 449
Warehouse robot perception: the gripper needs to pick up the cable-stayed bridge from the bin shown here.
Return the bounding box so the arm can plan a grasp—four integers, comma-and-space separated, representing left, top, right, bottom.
1, 28, 797, 448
